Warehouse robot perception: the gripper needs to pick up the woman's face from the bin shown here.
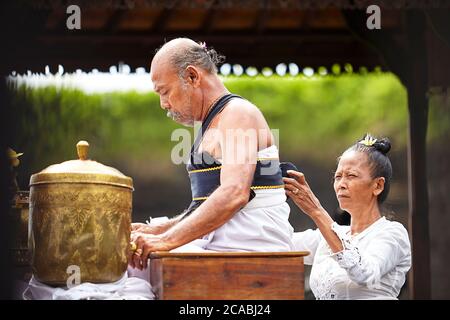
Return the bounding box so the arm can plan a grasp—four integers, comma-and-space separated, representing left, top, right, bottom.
333, 150, 384, 213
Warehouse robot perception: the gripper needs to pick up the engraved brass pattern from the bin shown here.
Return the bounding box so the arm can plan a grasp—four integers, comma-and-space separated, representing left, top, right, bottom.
30, 184, 132, 285
29, 141, 133, 286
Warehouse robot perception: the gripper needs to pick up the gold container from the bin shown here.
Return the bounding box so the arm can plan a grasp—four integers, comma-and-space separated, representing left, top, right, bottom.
29, 141, 133, 286
10, 191, 31, 266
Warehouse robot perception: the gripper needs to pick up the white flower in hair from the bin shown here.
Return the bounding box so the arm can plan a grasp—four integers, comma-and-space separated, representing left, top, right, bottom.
199, 41, 207, 51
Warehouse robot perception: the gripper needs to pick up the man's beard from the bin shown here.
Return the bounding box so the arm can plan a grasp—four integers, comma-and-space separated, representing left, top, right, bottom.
167, 110, 194, 127
166, 90, 194, 127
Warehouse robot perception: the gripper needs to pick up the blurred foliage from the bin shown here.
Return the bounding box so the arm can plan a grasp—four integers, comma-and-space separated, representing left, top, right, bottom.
8, 86, 181, 181
9, 72, 449, 187
224, 74, 409, 161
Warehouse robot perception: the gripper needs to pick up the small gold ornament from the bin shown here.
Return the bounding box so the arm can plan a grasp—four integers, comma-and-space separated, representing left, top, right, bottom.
7, 148, 24, 167
360, 135, 377, 147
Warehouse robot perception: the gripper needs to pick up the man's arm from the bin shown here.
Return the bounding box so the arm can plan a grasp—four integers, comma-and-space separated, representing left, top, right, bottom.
161, 101, 258, 244
131, 214, 184, 235
132, 101, 259, 267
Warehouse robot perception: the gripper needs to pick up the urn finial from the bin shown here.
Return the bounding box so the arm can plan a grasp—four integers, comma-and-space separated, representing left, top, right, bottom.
76, 141, 89, 160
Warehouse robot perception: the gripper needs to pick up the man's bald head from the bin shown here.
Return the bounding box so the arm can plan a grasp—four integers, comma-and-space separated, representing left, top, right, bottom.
152, 38, 225, 78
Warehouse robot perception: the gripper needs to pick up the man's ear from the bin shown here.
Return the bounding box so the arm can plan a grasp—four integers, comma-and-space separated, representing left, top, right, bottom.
373, 177, 385, 197
185, 66, 200, 87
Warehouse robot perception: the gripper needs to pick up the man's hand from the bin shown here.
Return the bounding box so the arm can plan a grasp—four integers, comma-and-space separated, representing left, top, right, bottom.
131, 222, 148, 232
131, 222, 163, 235
129, 232, 173, 270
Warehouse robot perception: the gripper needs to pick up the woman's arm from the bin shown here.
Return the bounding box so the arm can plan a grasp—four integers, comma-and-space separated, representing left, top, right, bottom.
283, 170, 411, 285
283, 170, 343, 253
330, 222, 411, 286
283, 170, 411, 286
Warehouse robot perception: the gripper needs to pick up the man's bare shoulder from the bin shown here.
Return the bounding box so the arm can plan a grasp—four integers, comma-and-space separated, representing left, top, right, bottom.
216, 97, 273, 147
225, 98, 260, 114
218, 98, 262, 125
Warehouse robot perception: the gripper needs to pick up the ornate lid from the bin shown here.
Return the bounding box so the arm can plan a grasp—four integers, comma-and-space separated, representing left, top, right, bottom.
29, 141, 133, 190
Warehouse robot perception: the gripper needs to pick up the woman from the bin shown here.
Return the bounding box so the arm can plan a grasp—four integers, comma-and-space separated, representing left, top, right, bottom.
284, 134, 411, 300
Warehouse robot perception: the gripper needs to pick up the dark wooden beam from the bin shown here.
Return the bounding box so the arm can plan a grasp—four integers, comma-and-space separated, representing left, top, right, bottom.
28, 0, 450, 10
341, 9, 408, 85
2, 27, 384, 73
152, 1, 179, 33
0, 79, 13, 300
201, 0, 219, 34
9, 45, 383, 74
104, 9, 127, 32
254, 0, 270, 35
0, 1, 53, 299
341, 9, 432, 299
405, 10, 431, 300
425, 9, 450, 47
38, 29, 369, 43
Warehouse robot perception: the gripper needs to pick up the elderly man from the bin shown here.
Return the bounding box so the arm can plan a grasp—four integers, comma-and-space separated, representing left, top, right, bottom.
130, 38, 295, 270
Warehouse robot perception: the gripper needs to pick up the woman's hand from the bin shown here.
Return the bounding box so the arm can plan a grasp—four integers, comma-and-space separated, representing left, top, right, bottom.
283, 170, 324, 218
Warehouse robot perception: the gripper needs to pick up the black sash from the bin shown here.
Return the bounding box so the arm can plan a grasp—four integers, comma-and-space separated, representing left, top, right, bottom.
182, 94, 295, 218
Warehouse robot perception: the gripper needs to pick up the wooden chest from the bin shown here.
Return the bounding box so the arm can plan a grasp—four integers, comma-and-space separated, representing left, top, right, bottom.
149, 251, 309, 300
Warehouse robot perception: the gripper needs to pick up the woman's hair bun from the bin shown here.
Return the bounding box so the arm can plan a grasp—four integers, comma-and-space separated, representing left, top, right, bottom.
373, 138, 391, 155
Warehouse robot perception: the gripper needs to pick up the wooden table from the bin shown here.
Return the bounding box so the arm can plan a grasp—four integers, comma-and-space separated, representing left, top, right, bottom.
149, 251, 309, 300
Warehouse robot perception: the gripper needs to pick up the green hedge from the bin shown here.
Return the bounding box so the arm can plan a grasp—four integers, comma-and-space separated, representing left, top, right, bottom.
224, 74, 409, 160
10, 72, 447, 183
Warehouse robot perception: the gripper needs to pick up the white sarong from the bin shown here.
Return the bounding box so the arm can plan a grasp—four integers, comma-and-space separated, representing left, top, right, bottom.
177, 145, 295, 252
23, 272, 153, 300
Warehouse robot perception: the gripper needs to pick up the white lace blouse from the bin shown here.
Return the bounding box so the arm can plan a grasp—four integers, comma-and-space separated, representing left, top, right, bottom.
292, 217, 411, 300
